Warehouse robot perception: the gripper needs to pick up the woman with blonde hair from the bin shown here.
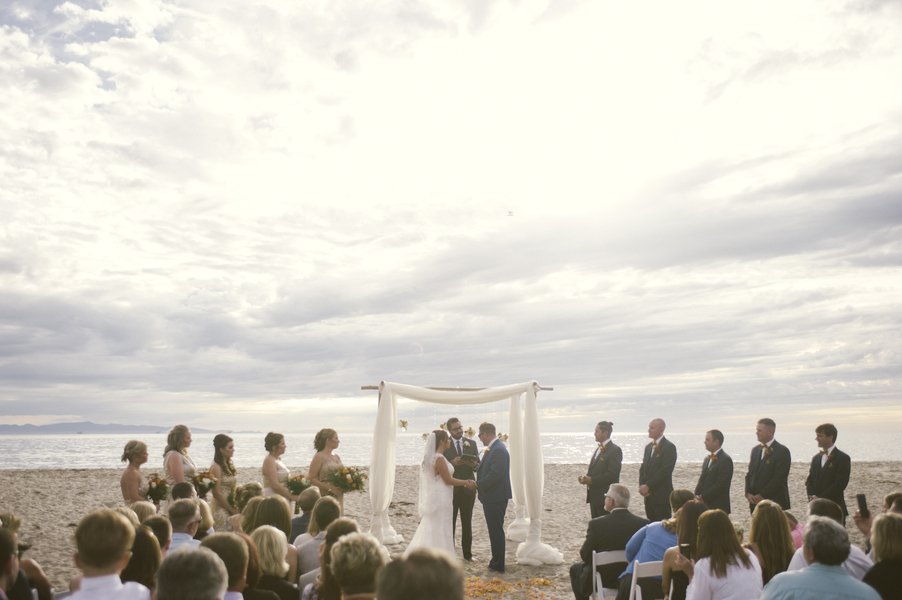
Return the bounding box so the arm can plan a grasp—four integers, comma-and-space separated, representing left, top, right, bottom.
251, 525, 299, 600
210, 433, 239, 531
681, 509, 762, 599
863, 512, 902, 599
745, 499, 795, 584
244, 496, 298, 582
129, 501, 157, 523
309, 429, 344, 508
120, 440, 149, 503
163, 424, 196, 485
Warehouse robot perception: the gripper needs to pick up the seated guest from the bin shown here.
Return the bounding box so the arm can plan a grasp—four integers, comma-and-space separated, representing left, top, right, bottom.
763, 516, 880, 600
787, 498, 873, 579
863, 513, 902, 599
130, 501, 157, 524
233, 532, 278, 600
251, 526, 298, 600
330, 532, 390, 600
170, 481, 215, 539
250, 496, 297, 581
114, 506, 141, 528
291, 487, 322, 544
569, 484, 650, 600
376, 548, 465, 600
615, 489, 695, 600
155, 547, 228, 600
784, 511, 804, 549
296, 497, 342, 575
679, 509, 762, 599
1, 528, 20, 597
661, 500, 708, 600
120, 525, 162, 592
168, 499, 202, 553
69, 509, 151, 599
1, 513, 53, 600
201, 533, 255, 600
745, 500, 795, 584
144, 516, 173, 555
301, 517, 359, 600
240, 497, 266, 534
854, 491, 902, 555
230, 484, 264, 532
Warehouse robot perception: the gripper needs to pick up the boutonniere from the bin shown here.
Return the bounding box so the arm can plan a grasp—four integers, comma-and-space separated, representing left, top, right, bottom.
825, 454, 834, 468
599, 444, 607, 454
763, 445, 773, 459
463, 440, 472, 449
709, 453, 718, 463
483, 447, 490, 456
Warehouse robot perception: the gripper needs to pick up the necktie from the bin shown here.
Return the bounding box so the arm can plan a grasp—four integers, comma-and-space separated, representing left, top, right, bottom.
456, 440, 462, 455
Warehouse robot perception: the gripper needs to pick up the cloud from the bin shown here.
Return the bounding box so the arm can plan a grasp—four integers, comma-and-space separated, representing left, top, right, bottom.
1, 0, 901, 432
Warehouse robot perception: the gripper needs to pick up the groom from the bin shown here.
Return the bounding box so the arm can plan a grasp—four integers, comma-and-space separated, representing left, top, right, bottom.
475, 421, 511, 573
444, 417, 480, 561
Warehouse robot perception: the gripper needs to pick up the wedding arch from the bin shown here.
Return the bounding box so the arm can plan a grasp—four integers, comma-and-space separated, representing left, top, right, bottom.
365, 380, 563, 566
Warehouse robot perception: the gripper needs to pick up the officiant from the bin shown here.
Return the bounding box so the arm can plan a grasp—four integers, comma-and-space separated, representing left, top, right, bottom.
444, 417, 480, 561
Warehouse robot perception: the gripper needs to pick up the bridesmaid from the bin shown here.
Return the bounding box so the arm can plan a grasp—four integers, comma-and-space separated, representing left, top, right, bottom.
120, 440, 149, 504
262, 432, 300, 512
210, 433, 239, 530
308, 428, 344, 508
163, 424, 197, 485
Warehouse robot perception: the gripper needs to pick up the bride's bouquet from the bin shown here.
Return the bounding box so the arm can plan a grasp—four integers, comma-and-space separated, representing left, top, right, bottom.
146, 473, 169, 505
192, 470, 217, 499
326, 467, 367, 493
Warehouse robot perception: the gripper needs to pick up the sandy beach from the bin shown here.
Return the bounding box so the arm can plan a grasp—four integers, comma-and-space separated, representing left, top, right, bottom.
2, 462, 898, 599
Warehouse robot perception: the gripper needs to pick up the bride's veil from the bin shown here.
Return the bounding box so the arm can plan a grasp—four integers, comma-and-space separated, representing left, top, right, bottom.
417, 432, 438, 518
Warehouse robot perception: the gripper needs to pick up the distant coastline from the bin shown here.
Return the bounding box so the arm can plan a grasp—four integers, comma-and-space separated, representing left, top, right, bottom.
0, 421, 219, 435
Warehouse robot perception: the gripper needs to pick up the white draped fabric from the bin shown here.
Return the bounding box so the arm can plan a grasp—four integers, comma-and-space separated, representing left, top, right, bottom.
367, 380, 563, 565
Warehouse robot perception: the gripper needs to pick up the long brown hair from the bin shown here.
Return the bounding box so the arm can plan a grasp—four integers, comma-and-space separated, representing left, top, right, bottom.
676, 500, 708, 559
696, 509, 751, 578
748, 500, 794, 583
213, 434, 236, 476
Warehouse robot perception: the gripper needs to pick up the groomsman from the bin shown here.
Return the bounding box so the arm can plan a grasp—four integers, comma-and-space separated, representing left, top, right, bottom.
805, 423, 851, 523
443, 417, 480, 561
578, 420, 622, 518
745, 417, 791, 512
638, 418, 677, 521
694, 429, 733, 513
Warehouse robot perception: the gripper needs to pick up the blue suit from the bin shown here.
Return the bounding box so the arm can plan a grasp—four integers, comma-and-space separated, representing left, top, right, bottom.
477, 439, 512, 571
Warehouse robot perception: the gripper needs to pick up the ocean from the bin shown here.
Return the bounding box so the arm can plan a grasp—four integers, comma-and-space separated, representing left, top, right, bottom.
0, 430, 896, 470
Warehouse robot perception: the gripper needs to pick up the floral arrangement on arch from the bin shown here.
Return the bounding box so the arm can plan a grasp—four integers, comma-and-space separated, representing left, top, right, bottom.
326, 466, 368, 493
146, 473, 169, 505
192, 470, 217, 499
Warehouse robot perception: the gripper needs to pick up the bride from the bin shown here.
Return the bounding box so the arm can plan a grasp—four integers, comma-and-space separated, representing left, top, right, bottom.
405, 429, 476, 557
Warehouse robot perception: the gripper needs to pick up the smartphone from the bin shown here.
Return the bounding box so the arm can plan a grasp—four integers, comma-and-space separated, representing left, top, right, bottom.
857, 494, 870, 519
679, 543, 691, 558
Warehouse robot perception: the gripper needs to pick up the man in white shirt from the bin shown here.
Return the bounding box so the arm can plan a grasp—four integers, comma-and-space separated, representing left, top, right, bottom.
786, 498, 873, 579
167, 499, 202, 554
68, 509, 151, 600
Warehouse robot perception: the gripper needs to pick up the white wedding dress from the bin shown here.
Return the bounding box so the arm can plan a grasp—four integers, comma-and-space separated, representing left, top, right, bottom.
405, 436, 455, 557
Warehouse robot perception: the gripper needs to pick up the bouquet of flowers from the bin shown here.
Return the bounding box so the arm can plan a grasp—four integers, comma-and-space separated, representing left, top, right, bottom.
287, 475, 312, 513
326, 466, 367, 493
192, 470, 217, 499
146, 473, 169, 505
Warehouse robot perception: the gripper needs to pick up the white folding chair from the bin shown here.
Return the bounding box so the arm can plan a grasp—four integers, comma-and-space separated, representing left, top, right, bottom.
591, 549, 627, 600
628, 559, 663, 600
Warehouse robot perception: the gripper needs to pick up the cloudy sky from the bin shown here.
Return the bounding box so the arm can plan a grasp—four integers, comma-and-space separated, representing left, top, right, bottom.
2, 0, 901, 435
